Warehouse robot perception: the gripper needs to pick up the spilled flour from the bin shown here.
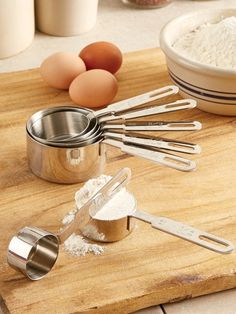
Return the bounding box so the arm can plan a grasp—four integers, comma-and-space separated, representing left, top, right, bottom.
62, 174, 135, 257
62, 174, 135, 256
62, 175, 111, 256
64, 233, 104, 256
173, 17, 236, 69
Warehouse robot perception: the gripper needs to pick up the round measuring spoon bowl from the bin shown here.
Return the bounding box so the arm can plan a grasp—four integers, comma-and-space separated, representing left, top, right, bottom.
27, 106, 96, 143
7, 226, 59, 280
81, 191, 137, 242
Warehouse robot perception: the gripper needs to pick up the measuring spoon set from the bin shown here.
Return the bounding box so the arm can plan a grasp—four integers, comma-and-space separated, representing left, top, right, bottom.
7, 168, 235, 280
26, 85, 202, 183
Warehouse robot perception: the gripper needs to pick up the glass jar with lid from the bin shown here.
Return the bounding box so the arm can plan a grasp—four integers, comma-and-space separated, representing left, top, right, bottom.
121, 0, 172, 9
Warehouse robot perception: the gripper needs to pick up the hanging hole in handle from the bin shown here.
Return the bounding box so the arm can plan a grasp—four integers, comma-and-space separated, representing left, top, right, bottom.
163, 156, 192, 167
165, 101, 191, 109
149, 86, 178, 98
199, 235, 231, 248
167, 142, 195, 153
167, 122, 197, 128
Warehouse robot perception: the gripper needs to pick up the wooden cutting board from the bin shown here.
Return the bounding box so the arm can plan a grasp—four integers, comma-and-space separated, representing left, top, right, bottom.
0, 48, 236, 314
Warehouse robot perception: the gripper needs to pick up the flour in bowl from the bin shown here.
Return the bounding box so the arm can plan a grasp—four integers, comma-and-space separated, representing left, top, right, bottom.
173, 17, 236, 69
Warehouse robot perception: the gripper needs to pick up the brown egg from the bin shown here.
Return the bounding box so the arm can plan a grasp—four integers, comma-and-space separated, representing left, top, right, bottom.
40, 52, 86, 90
69, 69, 118, 108
79, 41, 123, 74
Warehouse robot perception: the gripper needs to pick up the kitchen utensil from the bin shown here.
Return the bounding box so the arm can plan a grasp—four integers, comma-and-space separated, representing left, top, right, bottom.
28, 86, 179, 144
160, 9, 236, 116
104, 132, 201, 154
85, 195, 234, 255
27, 98, 200, 148
26, 85, 201, 182
27, 127, 196, 184
103, 138, 196, 172
99, 99, 197, 123
103, 121, 201, 132
7, 168, 131, 280
64, 98, 198, 143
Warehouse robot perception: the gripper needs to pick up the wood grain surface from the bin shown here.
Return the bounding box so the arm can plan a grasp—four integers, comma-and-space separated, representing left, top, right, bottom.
0, 48, 236, 313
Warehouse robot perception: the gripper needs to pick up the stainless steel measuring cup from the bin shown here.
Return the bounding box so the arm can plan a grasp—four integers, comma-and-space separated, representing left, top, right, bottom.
66, 98, 199, 143
27, 125, 198, 184
26, 106, 101, 144
83, 193, 235, 254
27, 98, 198, 147
7, 168, 131, 280
45, 85, 179, 143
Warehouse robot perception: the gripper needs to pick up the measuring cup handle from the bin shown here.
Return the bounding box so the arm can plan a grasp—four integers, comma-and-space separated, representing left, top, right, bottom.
95, 85, 179, 117
123, 135, 201, 154
104, 132, 201, 155
100, 99, 197, 122
103, 139, 196, 172
152, 216, 235, 254
132, 211, 235, 254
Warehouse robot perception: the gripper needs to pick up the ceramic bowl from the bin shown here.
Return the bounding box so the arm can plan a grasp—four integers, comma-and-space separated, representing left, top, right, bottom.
160, 9, 236, 116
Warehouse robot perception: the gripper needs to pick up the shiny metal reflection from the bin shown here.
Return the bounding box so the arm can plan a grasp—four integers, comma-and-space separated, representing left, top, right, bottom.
7, 226, 59, 280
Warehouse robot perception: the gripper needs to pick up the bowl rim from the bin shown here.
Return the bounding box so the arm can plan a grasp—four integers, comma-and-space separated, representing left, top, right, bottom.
160, 8, 236, 77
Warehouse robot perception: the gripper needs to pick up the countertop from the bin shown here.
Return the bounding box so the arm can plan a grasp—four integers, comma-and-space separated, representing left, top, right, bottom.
1, 0, 236, 313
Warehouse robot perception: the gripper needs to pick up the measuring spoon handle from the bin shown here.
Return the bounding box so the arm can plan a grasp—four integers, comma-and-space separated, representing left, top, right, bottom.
99, 99, 196, 122
95, 85, 179, 118
132, 211, 235, 254
103, 139, 196, 172
104, 132, 201, 154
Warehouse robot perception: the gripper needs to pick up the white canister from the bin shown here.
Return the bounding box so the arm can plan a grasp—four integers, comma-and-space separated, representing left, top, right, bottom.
35, 0, 99, 37
0, 0, 35, 59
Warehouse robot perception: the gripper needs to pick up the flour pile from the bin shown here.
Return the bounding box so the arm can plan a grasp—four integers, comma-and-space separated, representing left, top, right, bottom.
62, 175, 111, 257
173, 17, 236, 69
63, 174, 135, 256
64, 233, 104, 256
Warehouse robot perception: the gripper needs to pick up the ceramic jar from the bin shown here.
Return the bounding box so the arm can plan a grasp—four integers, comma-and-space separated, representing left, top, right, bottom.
0, 0, 35, 59
35, 0, 99, 37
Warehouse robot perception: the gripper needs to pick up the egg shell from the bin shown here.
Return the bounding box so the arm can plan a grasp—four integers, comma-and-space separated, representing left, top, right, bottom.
69, 69, 118, 108
79, 41, 123, 74
40, 52, 86, 90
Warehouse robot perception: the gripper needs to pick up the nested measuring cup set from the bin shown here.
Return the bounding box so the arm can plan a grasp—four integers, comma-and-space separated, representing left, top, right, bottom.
7, 168, 235, 280
26, 85, 202, 184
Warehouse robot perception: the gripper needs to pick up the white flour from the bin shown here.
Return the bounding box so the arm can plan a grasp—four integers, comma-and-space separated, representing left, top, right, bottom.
64, 233, 104, 256
93, 188, 135, 220
62, 174, 135, 256
173, 17, 236, 69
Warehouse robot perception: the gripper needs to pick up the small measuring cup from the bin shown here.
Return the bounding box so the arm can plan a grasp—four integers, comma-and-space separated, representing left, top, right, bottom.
83, 193, 235, 254
7, 168, 131, 280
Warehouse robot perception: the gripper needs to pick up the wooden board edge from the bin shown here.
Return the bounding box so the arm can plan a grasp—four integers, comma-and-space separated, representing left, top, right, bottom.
77, 275, 236, 313
0, 295, 10, 314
